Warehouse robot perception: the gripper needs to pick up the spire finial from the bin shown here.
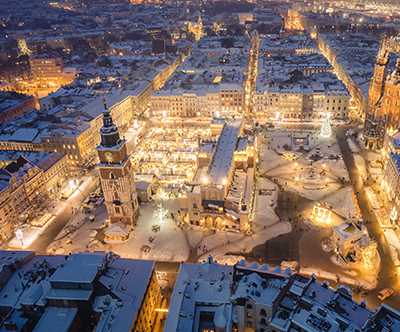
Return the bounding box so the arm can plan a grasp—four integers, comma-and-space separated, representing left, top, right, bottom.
101, 95, 107, 110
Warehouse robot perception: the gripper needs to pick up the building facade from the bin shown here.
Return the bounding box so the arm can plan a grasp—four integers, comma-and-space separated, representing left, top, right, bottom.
179, 118, 257, 232
96, 100, 139, 241
29, 55, 76, 88
364, 42, 400, 148
0, 152, 67, 240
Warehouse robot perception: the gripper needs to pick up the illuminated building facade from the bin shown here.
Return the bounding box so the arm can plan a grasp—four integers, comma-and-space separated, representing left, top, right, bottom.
179, 118, 257, 231
382, 132, 400, 222
96, 100, 139, 241
151, 84, 245, 117
0, 152, 67, 240
188, 14, 203, 41
364, 41, 400, 148
29, 55, 76, 88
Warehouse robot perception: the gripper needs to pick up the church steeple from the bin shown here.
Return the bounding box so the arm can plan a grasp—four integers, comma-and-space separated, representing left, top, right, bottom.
100, 97, 121, 148
376, 39, 389, 66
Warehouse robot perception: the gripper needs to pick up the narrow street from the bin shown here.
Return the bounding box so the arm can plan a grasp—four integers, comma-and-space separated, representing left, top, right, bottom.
334, 125, 400, 310
28, 175, 99, 254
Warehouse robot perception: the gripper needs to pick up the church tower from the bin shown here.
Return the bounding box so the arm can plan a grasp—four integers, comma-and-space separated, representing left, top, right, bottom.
96, 98, 139, 240
363, 40, 390, 149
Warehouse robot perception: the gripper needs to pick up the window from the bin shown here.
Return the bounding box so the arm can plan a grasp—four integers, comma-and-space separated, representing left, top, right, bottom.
247, 311, 253, 318
193, 203, 198, 209
247, 304, 252, 309
247, 321, 253, 328
114, 192, 119, 200
115, 206, 120, 214
110, 172, 115, 179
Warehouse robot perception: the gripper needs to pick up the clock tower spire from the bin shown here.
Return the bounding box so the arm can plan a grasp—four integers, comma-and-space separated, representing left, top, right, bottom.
96, 97, 139, 241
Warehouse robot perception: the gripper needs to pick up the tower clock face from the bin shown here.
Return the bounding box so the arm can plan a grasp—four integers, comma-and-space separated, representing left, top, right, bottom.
105, 151, 113, 161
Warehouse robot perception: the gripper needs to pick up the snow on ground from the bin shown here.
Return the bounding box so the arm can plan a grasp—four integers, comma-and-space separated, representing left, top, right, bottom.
384, 229, 400, 250
9, 217, 55, 249
389, 245, 400, 267
259, 129, 349, 202
300, 262, 378, 290
363, 150, 382, 162
10, 174, 96, 250
252, 178, 280, 230
347, 138, 360, 153
323, 186, 357, 218
353, 154, 367, 181
46, 185, 291, 263
197, 221, 291, 262
208, 254, 245, 266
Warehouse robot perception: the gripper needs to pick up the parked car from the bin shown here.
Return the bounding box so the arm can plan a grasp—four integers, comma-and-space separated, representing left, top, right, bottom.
378, 288, 393, 301
89, 215, 95, 222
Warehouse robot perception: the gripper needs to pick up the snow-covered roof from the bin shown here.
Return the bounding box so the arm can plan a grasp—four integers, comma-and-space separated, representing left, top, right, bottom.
135, 180, 152, 190
96, 257, 155, 332
164, 257, 233, 332
49, 252, 108, 285
32, 307, 78, 332
207, 117, 243, 185
332, 221, 366, 240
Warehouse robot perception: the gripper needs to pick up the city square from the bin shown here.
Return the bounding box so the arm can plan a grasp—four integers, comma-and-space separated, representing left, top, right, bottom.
1, 0, 400, 330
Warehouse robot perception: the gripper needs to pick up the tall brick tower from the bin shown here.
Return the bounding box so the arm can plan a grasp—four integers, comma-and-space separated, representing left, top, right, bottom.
363, 40, 390, 149
96, 98, 139, 240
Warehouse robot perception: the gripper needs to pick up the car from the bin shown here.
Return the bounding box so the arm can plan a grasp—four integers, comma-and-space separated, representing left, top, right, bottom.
89, 215, 95, 222
66, 239, 73, 245
378, 288, 393, 301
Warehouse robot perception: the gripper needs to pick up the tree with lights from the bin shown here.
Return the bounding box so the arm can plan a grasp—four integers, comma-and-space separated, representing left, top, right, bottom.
361, 240, 378, 273
320, 114, 332, 137
153, 203, 168, 224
